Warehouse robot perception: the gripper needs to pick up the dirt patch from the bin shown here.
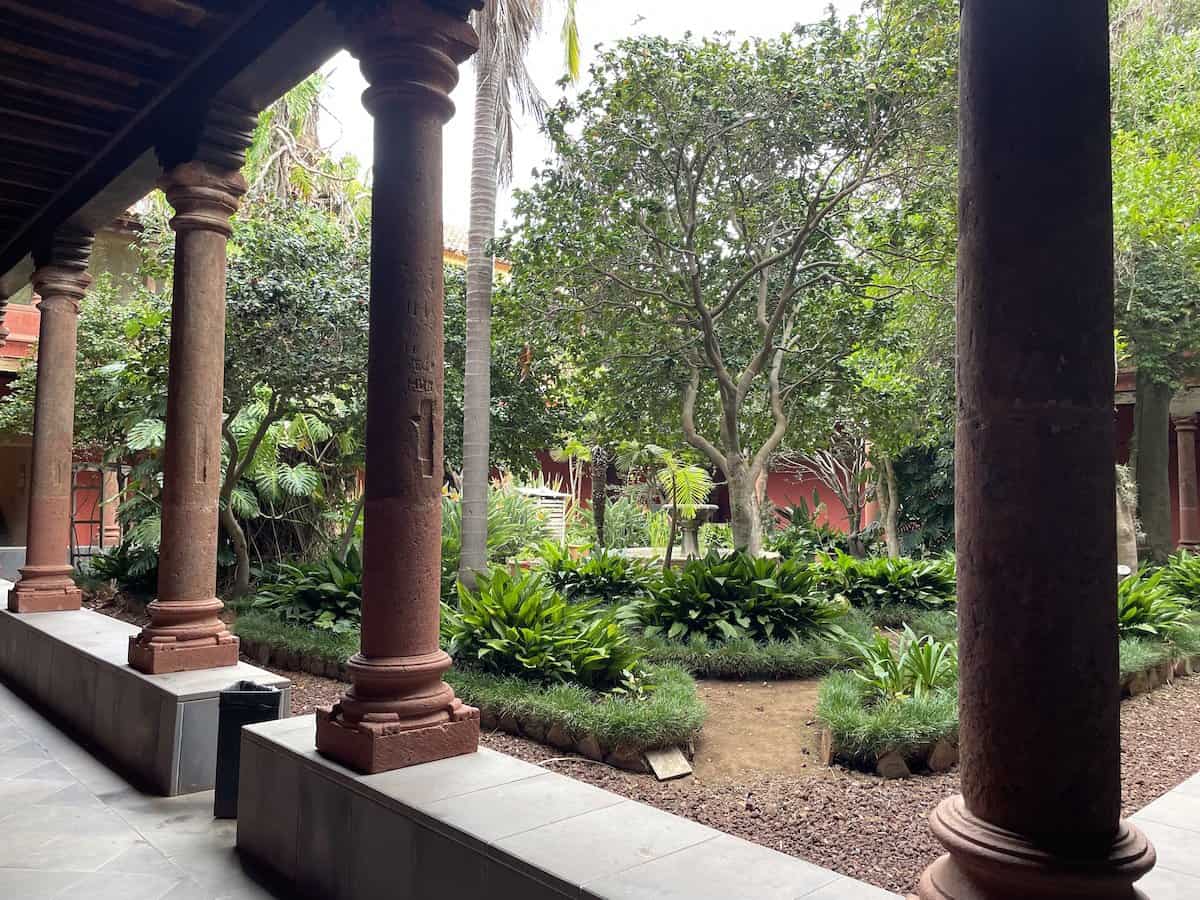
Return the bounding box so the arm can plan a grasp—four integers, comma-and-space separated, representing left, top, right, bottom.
693, 678, 827, 780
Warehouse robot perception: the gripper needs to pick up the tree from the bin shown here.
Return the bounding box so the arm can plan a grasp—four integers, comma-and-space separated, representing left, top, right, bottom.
459, 0, 580, 587
507, 16, 953, 553
1110, 0, 1200, 559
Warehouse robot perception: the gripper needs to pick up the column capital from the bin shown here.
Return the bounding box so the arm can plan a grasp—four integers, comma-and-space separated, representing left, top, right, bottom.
157, 100, 257, 173
31, 227, 94, 314
157, 162, 247, 238
334, 0, 479, 121
1173, 414, 1198, 433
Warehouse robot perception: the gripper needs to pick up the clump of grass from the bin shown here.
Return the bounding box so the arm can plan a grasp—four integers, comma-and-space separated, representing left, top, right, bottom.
816, 670, 957, 767
638, 607, 874, 679
233, 612, 359, 664
447, 664, 705, 752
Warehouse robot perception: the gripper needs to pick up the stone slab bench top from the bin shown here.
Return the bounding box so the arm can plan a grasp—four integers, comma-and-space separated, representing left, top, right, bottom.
1, 607, 288, 698
242, 715, 900, 899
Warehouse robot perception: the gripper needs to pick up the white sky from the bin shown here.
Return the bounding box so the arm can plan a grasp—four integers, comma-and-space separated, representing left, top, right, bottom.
318, 0, 862, 231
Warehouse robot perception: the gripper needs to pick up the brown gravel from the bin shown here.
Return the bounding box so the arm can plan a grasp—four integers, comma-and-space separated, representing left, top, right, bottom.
263, 663, 1200, 895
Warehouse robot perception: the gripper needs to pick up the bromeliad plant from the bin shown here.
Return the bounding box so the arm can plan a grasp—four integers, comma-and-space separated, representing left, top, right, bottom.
841, 625, 958, 703
444, 567, 646, 694
637, 550, 848, 644
812, 551, 956, 612
1117, 567, 1188, 639
538, 542, 658, 605
250, 545, 363, 633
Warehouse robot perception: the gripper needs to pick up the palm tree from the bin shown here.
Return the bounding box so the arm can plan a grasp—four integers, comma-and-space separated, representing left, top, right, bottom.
459, 0, 579, 586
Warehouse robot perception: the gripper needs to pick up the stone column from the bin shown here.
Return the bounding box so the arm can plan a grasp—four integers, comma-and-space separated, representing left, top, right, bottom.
127, 111, 252, 674
315, 0, 481, 774
1175, 416, 1200, 551
8, 229, 93, 613
101, 468, 122, 549
917, 4, 1155, 898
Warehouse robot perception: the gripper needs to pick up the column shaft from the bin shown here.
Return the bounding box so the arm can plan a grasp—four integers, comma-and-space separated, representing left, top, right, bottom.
918, 2, 1154, 897
1175, 418, 1200, 549
9, 229, 93, 613
315, 0, 481, 775
128, 162, 245, 674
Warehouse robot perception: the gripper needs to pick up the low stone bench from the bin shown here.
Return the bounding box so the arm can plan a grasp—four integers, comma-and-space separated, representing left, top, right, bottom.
0, 607, 289, 795
238, 715, 899, 899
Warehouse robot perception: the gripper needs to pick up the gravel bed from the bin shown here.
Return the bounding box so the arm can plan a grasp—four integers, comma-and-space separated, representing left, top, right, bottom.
265, 665, 1200, 895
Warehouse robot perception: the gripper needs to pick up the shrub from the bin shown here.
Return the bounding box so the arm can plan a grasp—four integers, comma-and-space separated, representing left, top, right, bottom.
250, 545, 363, 633
87, 538, 159, 596
442, 486, 548, 592
817, 670, 958, 766
538, 543, 658, 605
602, 496, 650, 549
1159, 551, 1200, 607
637, 550, 848, 643
812, 551, 956, 612
699, 523, 734, 553
767, 499, 851, 560
445, 567, 645, 693
840, 625, 958, 703
1117, 567, 1188, 639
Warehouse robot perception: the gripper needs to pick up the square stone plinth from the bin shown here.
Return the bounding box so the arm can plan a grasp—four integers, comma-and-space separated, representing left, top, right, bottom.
8, 583, 82, 613
238, 716, 902, 900
0, 608, 288, 794
315, 704, 480, 774
127, 634, 240, 675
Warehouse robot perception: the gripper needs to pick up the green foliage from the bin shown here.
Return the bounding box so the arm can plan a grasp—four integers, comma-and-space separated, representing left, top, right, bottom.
840, 625, 958, 703
767, 499, 851, 561
538, 544, 658, 605
1117, 567, 1189, 638
87, 538, 160, 596
232, 611, 360, 666
600, 496, 650, 549
638, 551, 848, 644
441, 486, 548, 591
893, 444, 956, 556
250, 546, 363, 633
445, 568, 645, 693
816, 671, 957, 766
447, 663, 705, 753
1159, 551, 1200, 605
699, 523, 733, 553
812, 551, 957, 612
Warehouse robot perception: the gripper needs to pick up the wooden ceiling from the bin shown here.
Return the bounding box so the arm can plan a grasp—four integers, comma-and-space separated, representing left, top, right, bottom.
0, 0, 334, 291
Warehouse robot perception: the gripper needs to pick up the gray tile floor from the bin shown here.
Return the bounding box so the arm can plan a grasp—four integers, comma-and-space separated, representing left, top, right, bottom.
1133, 773, 1200, 898
0, 681, 290, 900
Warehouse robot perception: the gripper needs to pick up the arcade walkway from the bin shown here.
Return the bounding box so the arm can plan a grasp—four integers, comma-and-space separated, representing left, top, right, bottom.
0, 681, 286, 900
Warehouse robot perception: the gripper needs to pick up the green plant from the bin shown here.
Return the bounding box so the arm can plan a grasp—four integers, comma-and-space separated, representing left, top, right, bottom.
1159, 551, 1200, 606
699, 523, 733, 554
839, 625, 957, 702
87, 537, 160, 596
442, 485, 548, 593
445, 567, 645, 693
638, 550, 848, 644
817, 670, 958, 767
1117, 567, 1188, 638
812, 551, 956, 612
647, 509, 673, 549
601, 495, 650, 549
538, 543, 658, 605
767, 496, 851, 560
250, 545, 363, 633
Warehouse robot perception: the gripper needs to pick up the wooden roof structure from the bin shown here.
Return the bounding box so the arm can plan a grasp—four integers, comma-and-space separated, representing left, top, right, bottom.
0, 0, 346, 296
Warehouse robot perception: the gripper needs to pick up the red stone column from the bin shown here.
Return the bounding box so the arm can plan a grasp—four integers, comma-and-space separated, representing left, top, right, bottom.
101, 468, 122, 549
128, 145, 248, 674
917, 4, 1155, 898
1174, 416, 1200, 551
8, 229, 93, 613
315, 0, 481, 774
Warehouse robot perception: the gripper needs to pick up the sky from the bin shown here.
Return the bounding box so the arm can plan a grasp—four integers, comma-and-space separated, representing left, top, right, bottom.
318, 0, 862, 231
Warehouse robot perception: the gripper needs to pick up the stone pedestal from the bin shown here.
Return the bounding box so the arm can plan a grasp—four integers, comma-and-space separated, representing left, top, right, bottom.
8, 229, 93, 614
315, 0, 481, 774
128, 154, 247, 674
1174, 417, 1200, 551
917, 3, 1154, 897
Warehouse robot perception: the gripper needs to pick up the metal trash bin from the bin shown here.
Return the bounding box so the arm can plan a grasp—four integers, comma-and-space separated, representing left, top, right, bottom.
213, 681, 284, 819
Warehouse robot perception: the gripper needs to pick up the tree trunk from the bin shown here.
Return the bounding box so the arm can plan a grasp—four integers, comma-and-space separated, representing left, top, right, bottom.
591, 445, 609, 547
219, 503, 251, 601
728, 461, 763, 554
338, 493, 365, 563
459, 44, 501, 589
1135, 369, 1173, 562
880, 455, 902, 558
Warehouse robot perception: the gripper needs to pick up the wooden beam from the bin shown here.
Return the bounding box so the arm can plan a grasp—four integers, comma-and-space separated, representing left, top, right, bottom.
0, 0, 196, 58
0, 12, 177, 83
0, 61, 141, 112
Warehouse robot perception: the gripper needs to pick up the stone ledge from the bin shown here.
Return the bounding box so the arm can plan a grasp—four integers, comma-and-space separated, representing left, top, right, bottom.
237, 715, 900, 899
0, 608, 290, 794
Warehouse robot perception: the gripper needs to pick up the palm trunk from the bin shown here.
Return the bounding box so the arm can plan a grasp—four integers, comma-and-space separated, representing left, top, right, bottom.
880, 455, 902, 558
459, 47, 500, 589
1135, 368, 1173, 562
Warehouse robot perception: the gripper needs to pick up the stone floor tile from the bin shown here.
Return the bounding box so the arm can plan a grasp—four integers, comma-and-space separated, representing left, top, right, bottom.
1134, 790, 1200, 833
802, 874, 902, 898
41, 782, 105, 807
0, 778, 82, 815
1134, 864, 1200, 900
581, 834, 840, 900
1133, 820, 1200, 878
494, 799, 719, 890
15, 761, 76, 783
99, 842, 187, 879
54, 871, 182, 900
0, 868, 86, 900
4, 738, 50, 758
0, 755, 54, 779
2, 797, 131, 833
0, 832, 137, 872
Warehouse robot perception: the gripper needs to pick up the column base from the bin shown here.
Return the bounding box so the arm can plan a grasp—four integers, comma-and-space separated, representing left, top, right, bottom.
315, 699, 480, 774
918, 796, 1154, 899
8, 568, 82, 613
127, 632, 239, 675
